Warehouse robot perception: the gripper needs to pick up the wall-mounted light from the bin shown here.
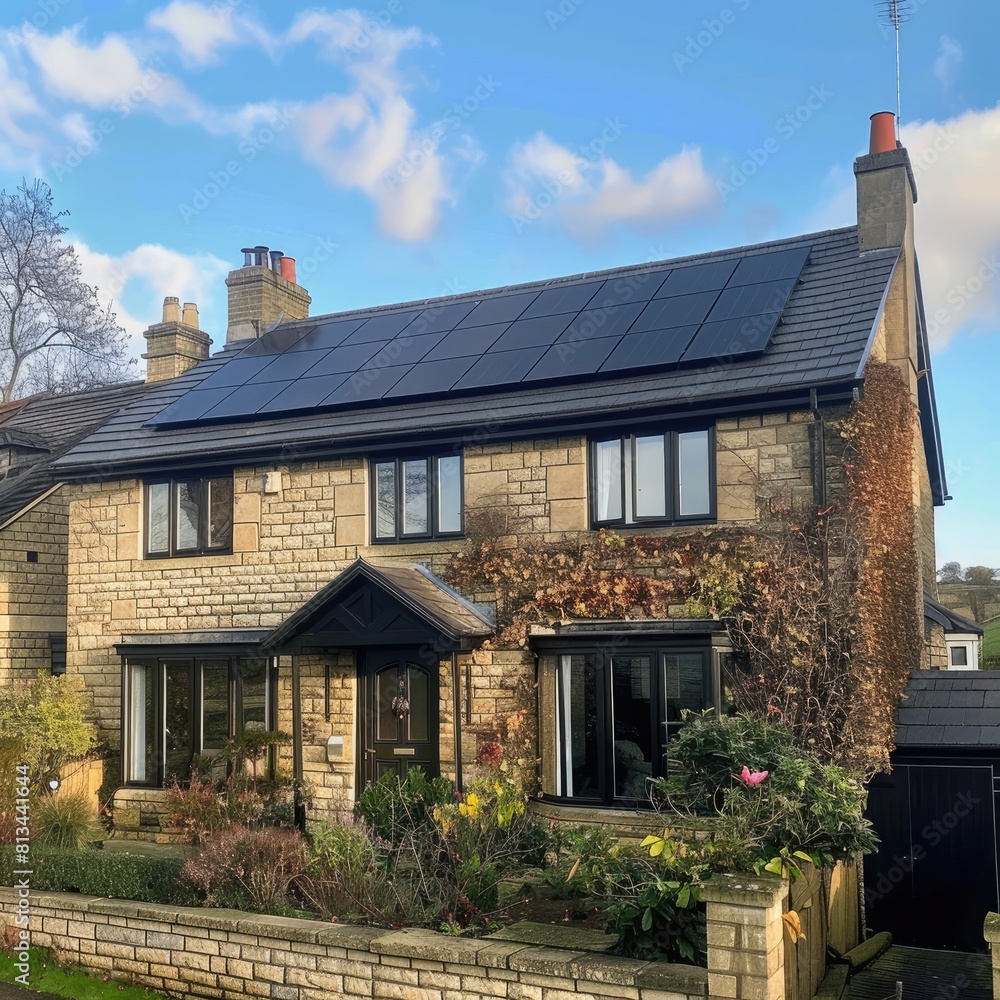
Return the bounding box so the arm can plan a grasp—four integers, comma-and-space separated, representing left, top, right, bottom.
326, 735, 344, 763
47, 778, 60, 792
264, 470, 283, 494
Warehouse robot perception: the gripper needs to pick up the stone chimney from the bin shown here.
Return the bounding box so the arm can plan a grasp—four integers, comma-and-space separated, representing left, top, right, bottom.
226, 246, 311, 343
142, 297, 211, 382
854, 111, 920, 399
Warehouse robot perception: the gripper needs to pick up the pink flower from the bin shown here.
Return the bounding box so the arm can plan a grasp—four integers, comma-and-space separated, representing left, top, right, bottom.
734, 766, 769, 787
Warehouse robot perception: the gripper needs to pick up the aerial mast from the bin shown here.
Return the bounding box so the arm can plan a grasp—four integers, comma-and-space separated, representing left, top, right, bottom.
877, 1, 913, 138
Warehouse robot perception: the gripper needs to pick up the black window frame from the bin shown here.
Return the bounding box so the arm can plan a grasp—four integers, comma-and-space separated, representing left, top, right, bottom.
121, 653, 275, 788
589, 426, 716, 528
144, 476, 234, 558
369, 454, 465, 544
542, 640, 714, 807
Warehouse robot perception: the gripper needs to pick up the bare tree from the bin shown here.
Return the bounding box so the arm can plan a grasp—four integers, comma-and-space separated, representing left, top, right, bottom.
0, 179, 133, 401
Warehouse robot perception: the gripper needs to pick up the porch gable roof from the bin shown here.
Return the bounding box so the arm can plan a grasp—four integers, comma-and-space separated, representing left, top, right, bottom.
262, 559, 495, 652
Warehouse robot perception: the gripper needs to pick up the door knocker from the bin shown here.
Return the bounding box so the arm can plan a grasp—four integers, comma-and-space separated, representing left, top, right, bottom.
391, 678, 410, 720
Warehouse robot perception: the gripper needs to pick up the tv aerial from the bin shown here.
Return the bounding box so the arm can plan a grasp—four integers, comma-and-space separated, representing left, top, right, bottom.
876, 1, 914, 136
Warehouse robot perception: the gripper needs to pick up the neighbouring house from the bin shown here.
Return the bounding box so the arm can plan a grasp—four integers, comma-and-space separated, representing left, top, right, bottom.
924, 596, 984, 669
47, 114, 952, 841
0, 382, 148, 686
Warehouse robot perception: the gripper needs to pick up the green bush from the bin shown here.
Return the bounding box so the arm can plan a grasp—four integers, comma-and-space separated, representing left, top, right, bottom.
354, 768, 454, 842
0, 846, 196, 905
0, 673, 96, 799
654, 713, 878, 872
34, 793, 100, 850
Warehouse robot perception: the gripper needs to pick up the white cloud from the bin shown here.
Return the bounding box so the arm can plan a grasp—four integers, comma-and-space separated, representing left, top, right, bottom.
73, 239, 229, 353
504, 132, 718, 239
8, 10, 465, 241
934, 35, 964, 89
147, 1, 276, 65
286, 11, 452, 242
0, 50, 54, 171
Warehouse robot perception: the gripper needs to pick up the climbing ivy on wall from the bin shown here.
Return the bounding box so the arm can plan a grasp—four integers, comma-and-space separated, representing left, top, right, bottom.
443, 361, 922, 776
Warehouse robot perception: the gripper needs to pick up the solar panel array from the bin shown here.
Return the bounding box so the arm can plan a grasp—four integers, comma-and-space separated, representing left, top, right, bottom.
147, 245, 811, 428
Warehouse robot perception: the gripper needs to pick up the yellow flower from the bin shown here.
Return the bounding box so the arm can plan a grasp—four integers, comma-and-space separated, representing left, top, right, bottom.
459, 793, 480, 819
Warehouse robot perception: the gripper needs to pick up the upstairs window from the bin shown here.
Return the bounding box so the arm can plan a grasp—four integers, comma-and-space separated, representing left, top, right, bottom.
591, 428, 714, 527
371, 455, 463, 543
145, 477, 234, 557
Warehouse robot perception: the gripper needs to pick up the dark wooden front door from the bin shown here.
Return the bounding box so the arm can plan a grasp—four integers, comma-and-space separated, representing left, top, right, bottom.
865, 762, 998, 952
361, 649, 439, 786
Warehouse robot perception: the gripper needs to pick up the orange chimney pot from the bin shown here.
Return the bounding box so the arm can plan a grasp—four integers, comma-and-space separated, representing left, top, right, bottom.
869, 111, 897, 155
280, 256, 297, 284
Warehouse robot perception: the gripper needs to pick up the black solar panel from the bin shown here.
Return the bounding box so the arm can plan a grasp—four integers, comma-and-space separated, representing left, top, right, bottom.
304, 341, 389, 377
655, 259, 737, 296
423, 323, 510, 361
454, 347, 547, 389
680, 314, 780, 363
600, 327, 699, 372
706, 279, 797, 322
524, 336, 621, 381
256, 374, 350, 414
400, 302, 477, 336
729, 246, 811, 286
488, 314, 575, 353
630, 291, 719, 334
588, 268, 670, 308
283, 318, 366, 352
457, 291, 538, 328
246, 349, 330, 383
146, 242, 811, 428
343, 310, 421, 344
557, 303, 644, 343
384, 356, 478, 398
519, 280, 604, 319
320, 364, 412, 406
202, 381, 292, 420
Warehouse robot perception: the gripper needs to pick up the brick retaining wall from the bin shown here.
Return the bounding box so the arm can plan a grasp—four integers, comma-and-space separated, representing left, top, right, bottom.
0, 889, 709, 1000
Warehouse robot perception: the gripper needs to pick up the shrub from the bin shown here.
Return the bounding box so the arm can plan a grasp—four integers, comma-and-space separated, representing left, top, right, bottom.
0, 846, 196, 905
181, 825, 306, 914
654, 713, 878, 872
0, 673, 95, 797
34, 793, 99, 850
166, 772, 295, 843
354, 768, 454, 842
298, 820, 399, 921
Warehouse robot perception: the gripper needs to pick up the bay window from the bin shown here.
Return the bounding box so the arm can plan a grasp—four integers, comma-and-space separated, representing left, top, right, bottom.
542, 642, 713, 805
591, 428, 714, 526
122, 654, 273, 786
371, 454, 463, 542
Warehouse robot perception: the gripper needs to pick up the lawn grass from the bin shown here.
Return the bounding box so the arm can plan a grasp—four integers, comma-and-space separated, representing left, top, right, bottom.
0, 948, 166, 1000
984, 619, 1000, 668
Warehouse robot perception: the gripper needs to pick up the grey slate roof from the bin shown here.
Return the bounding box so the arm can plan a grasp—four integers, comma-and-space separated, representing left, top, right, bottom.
924, 596, 984, 635
55, 227, 901, 478
0, 381, 148, 524
896, 671, 1000, 748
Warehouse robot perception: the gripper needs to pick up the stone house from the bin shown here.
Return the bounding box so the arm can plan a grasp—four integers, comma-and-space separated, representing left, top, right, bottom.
48, 117, 952, 837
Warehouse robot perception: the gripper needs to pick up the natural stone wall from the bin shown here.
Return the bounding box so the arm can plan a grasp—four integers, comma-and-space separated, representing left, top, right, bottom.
0, 889, 709, 1000
0, 491, 69, 684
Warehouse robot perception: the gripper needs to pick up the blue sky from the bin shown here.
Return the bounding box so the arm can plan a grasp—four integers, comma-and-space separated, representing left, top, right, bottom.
1, 0, 998, 568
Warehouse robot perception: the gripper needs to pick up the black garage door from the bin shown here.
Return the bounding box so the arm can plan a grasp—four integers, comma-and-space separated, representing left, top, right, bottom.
865, 763, 998, 952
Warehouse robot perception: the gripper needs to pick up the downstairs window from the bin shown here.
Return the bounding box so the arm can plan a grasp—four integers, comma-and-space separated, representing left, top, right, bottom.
541, 642, 714, 805
123, 654, 272, 786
